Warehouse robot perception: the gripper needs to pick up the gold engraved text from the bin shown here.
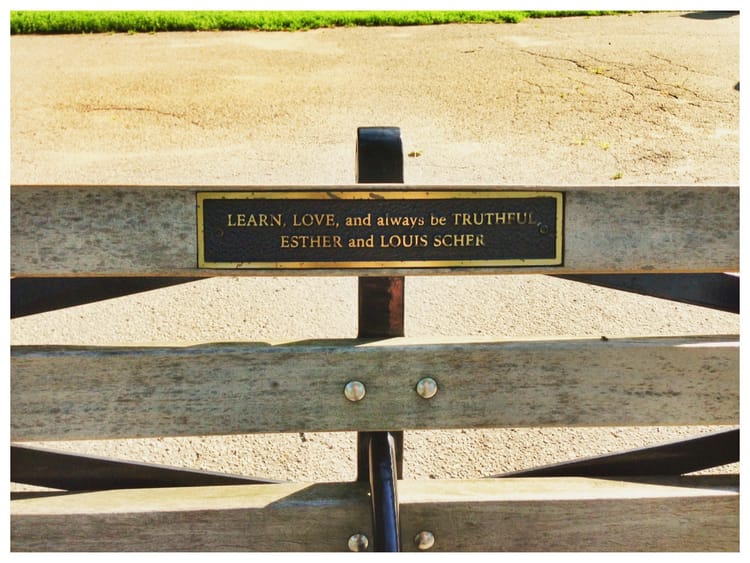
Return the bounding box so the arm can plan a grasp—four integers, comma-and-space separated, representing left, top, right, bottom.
227, 213, 283, 227
452, 212, 534, 226
280, 235, 343, 249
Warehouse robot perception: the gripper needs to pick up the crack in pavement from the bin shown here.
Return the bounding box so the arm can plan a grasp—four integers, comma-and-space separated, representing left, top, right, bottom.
76, 104, 204, 127
586, 50, 734, 104
647, 52, 692, 73
520, 49, 636, 97
520, 48, 733, 105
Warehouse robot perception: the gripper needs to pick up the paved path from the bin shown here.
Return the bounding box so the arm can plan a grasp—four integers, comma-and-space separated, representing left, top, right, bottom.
10, 12, 739, 481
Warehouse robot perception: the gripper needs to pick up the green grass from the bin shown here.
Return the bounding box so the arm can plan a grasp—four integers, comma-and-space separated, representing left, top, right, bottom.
10, 11, 624, 35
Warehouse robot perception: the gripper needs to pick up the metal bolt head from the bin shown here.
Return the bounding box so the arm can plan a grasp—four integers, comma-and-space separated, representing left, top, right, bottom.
344, 381, 366, 402
414, 530, 435, 550
416, 377, 438, 399
348, 533, 369, 552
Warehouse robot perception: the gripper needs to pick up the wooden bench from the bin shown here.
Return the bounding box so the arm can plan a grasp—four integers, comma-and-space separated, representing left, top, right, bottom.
10, 127, 739, 551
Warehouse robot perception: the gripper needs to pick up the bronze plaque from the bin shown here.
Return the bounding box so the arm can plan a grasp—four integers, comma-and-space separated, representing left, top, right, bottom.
197, 190, 563, 269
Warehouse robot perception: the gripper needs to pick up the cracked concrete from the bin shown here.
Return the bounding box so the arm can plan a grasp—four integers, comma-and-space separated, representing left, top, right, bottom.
10, 12, 739, 483
75, 104, 205, 127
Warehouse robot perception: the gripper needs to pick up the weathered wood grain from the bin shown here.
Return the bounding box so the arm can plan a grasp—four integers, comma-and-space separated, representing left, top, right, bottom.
11, 476, 737, 551
11, 481, 372, 552
11, 335, 738, 440
398, 475, 739, 552
10, 185, 738, 276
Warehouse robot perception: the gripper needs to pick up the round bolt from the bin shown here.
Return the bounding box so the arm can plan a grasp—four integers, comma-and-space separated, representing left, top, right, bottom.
538, 224, 550, 235
348, 533, 369, 552
344, 381, 366, 402
416, 377, 438, 399
414, 530, 435, 550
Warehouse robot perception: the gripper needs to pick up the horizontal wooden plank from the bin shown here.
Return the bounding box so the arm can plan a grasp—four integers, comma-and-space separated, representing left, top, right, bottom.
10, 185, 738, 276
11, 481, 372, 551
11, 335, 738, 440
398, 475, 738, 552
11, 475, 738, 551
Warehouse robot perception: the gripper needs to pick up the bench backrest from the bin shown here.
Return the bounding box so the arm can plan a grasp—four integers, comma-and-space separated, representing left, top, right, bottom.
10, 129, 739, 551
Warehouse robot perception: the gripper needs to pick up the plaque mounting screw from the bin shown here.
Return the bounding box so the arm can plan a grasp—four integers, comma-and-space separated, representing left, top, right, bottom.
414, 530, 435, 550
416, 377, 438, 399
344, 381, 366, 402
348, 533, 369, 552
538, 224, 550, 235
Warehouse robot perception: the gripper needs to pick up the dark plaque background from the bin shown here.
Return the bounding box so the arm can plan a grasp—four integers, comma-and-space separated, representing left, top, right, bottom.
198, 191, 562, 268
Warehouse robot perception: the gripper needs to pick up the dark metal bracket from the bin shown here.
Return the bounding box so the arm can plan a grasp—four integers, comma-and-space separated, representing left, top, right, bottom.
555, 273, 739, 314
492, 428, 739, 478
11, 277, 203, 318
11, 444, 279, 491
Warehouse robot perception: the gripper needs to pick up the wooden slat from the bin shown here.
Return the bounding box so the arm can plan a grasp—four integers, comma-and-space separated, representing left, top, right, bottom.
11, 481, 372, 552
10, 476, 738, 551
398, 475, 738, 552
10, 185, 738, 276
11, 335, 738, 441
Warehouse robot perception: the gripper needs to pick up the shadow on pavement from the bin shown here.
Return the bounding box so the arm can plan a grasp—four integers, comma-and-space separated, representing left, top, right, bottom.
681, 11, 738, 20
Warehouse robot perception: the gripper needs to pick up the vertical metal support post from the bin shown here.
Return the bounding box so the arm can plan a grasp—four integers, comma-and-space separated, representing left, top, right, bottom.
368, 432, 400, 552
356, 127, 405, 337
355, 126, 403, 552
357, 277, 404, 338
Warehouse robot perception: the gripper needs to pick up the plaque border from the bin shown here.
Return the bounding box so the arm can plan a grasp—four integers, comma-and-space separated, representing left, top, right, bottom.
197, 190, 563, 269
